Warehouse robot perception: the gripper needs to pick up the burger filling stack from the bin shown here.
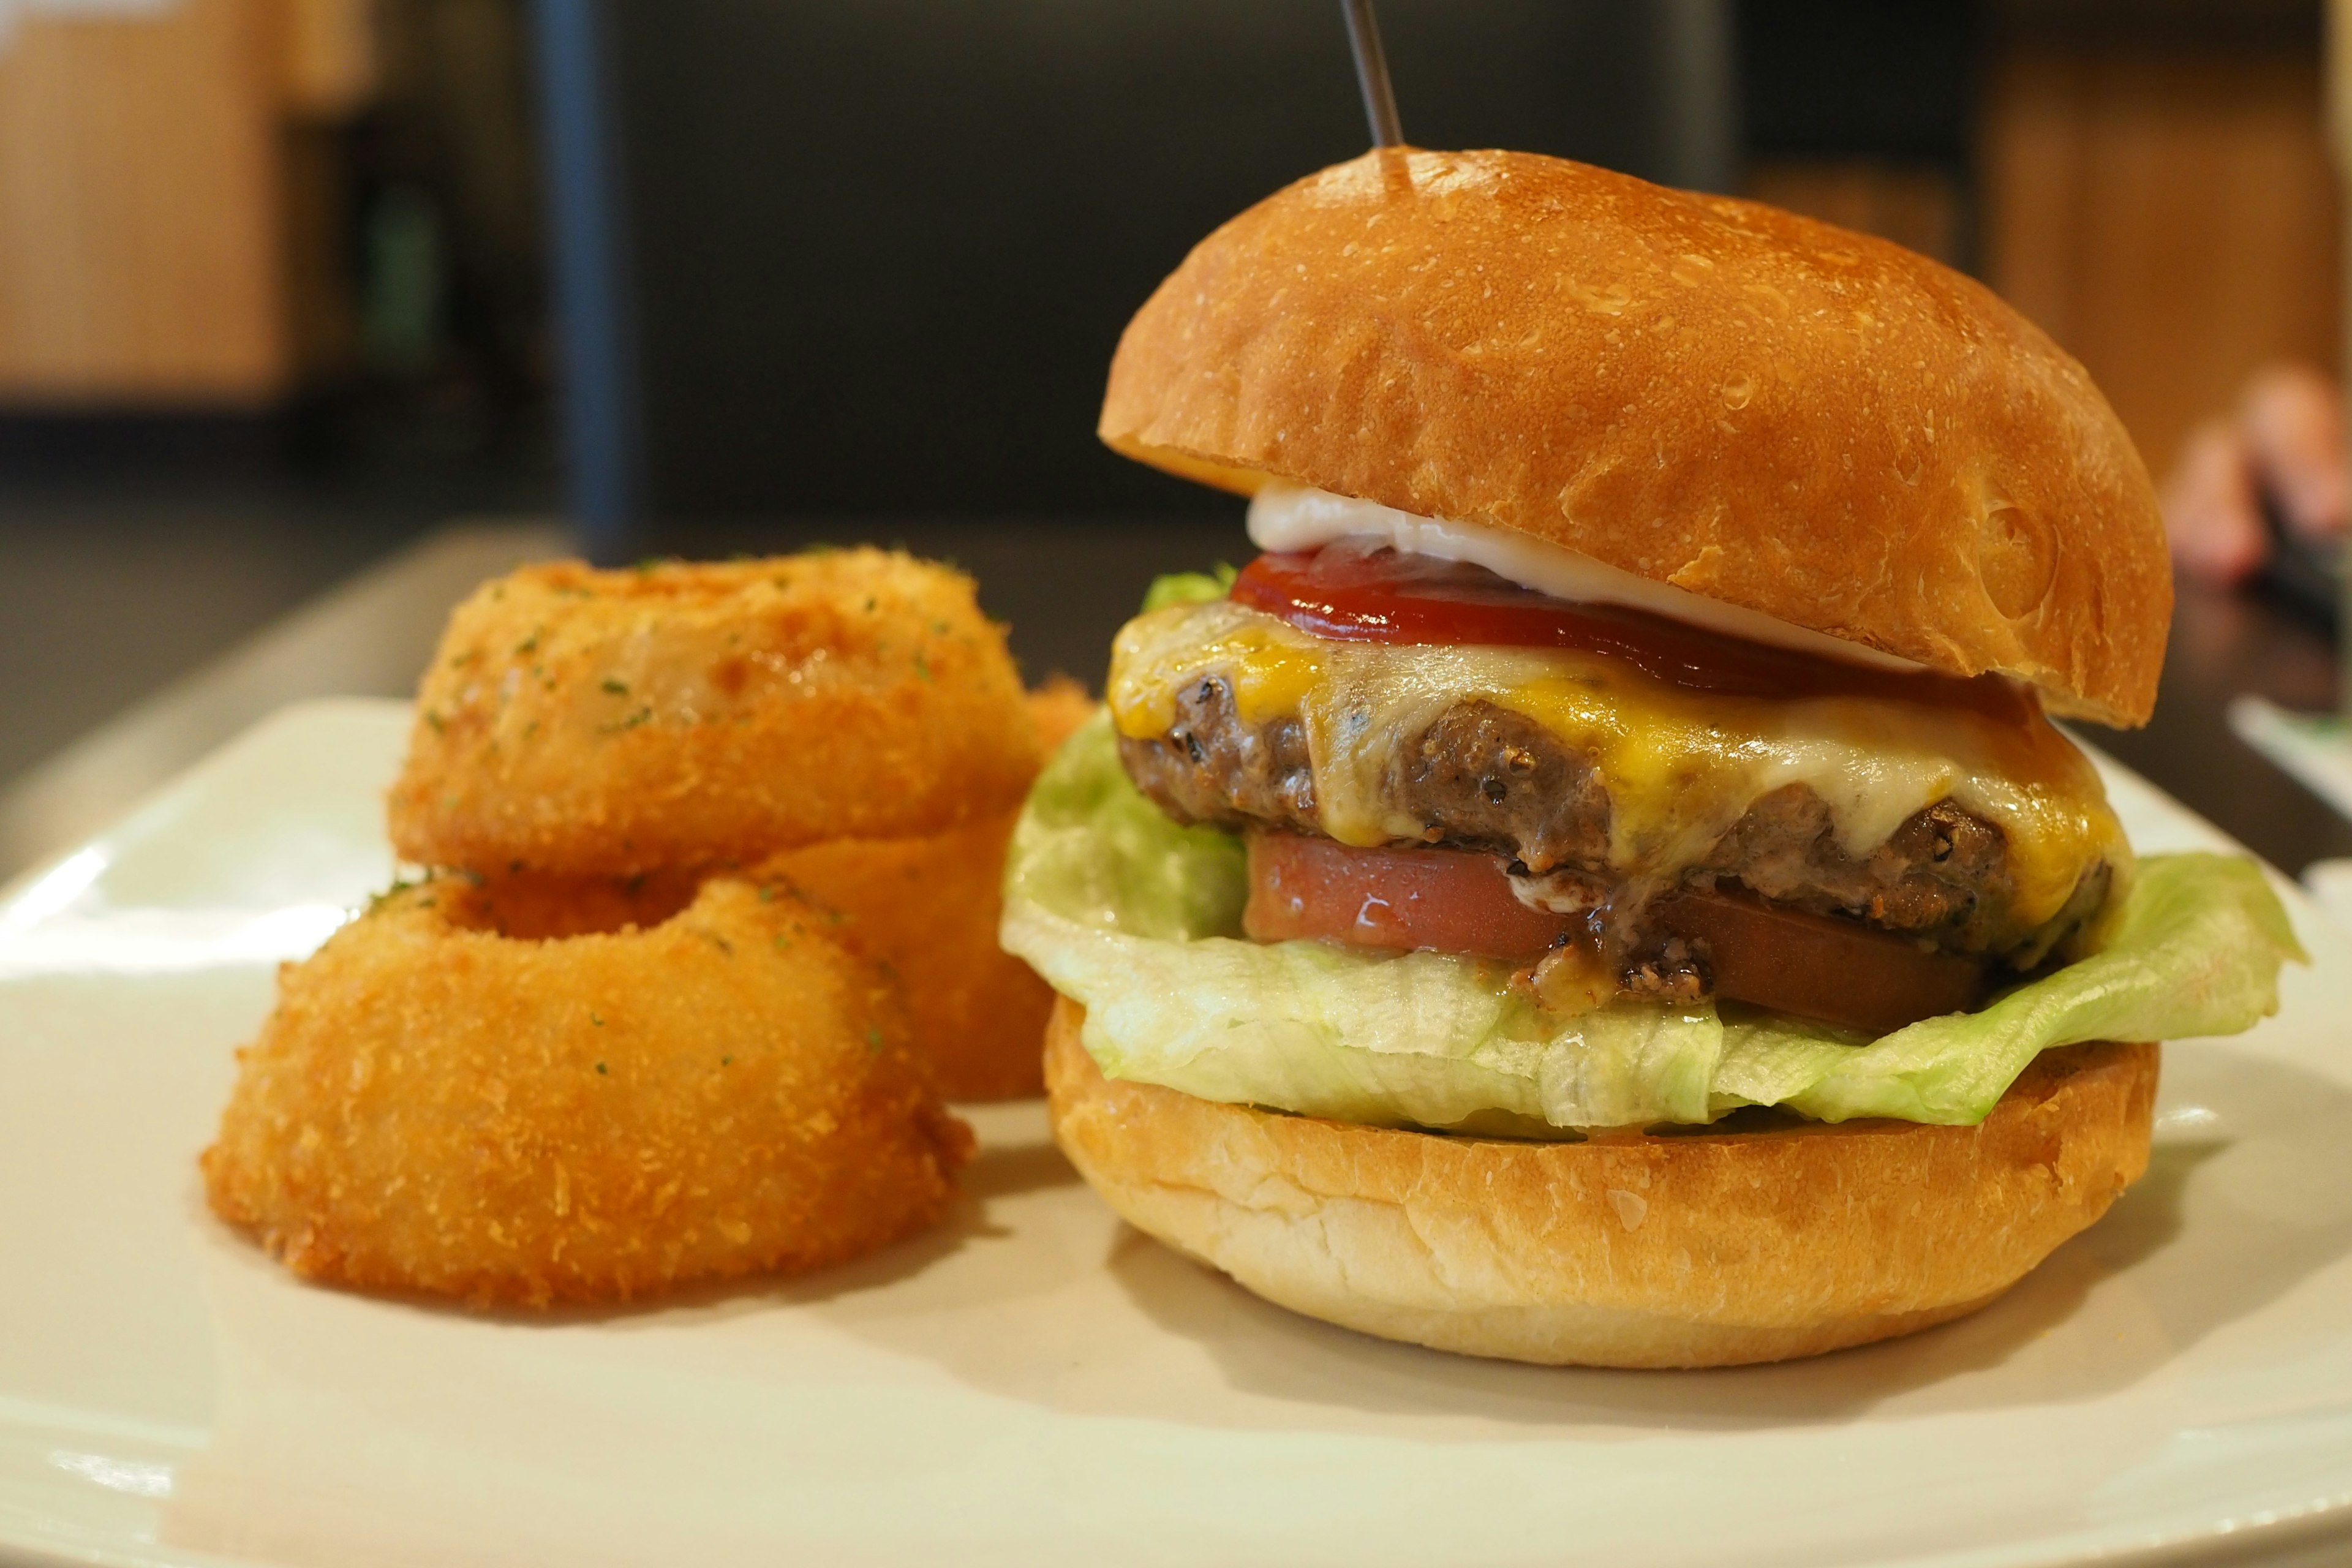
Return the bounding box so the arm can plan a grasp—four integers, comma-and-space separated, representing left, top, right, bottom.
1001, 148, 2302, 1368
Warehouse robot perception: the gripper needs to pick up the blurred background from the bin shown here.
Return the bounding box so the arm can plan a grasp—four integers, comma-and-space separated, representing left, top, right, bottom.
0, 0, 2343, 876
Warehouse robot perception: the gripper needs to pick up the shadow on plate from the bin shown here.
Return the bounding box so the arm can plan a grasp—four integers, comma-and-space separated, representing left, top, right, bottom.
1095, 1047, 2352, 1431
798, 1046, 2352, 1436
179, 1045, 2352, 1444
1086, 1139, 2222, 1434
159, 1121, 1100, 1562
478, 1131, 1088, 1327
181, 1106, 1084, 1333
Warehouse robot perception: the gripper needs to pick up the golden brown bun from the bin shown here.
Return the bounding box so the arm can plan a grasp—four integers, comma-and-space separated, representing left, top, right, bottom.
1101, 149, 2170, 726
1045, 999, 2155, 1367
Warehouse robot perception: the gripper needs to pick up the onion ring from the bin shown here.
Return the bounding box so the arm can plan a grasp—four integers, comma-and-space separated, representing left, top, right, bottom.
388, 552, 1040, 876
759, 807, 1046, 1101
753, 685, 1101, 1100
1027, 674, 1098, 758
202, 875, 972, 1306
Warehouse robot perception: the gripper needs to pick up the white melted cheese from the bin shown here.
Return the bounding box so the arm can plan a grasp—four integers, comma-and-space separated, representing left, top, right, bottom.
1247, 483, 1929, 675
1110, 598, 2125, 948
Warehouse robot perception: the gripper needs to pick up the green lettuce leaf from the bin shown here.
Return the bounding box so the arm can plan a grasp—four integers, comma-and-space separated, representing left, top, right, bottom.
1003, 712, 2305, 1133
1139, 564, 1238, 614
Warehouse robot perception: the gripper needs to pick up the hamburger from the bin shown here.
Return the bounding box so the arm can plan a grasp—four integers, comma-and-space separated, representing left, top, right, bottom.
1003, 149, 2300, 1367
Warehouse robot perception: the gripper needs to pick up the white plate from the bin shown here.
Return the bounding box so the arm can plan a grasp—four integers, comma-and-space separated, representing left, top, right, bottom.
4, 699, 2352, 1568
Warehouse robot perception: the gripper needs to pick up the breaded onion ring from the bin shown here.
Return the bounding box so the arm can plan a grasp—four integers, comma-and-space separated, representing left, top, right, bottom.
755, 684, 1102, 1101
761, 807, 1047, 1101
202, 875, 972, 1306
388, 552, 1040, 876
1027, 674, 1098, 758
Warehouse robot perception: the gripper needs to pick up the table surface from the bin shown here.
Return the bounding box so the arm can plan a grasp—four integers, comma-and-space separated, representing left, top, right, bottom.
1, 514, 2343, 884
2096, 580, 2352, 875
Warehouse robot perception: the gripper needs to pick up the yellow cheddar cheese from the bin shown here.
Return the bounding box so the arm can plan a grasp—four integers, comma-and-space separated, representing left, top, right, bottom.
1109, 600, 2125, 947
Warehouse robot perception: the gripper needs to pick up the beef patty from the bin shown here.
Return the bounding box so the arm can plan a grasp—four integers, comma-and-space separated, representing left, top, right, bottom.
1120, 674, 2106, 968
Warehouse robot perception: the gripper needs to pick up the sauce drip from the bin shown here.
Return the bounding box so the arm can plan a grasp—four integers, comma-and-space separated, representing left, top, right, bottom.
1231, 541, 2030, 719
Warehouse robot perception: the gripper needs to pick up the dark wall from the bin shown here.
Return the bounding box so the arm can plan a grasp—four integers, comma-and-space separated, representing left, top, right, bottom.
1733, 1, 1981, 270
600, 0, 1733, 523
1736, 1, 1978, 164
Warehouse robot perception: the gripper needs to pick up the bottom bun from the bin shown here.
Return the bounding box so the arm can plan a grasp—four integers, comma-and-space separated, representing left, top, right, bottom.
1044, 999, 2156, 1368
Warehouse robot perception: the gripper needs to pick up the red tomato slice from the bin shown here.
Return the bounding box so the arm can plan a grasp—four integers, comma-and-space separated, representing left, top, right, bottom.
1244, 832, 1574, 962
1651, 889, 1986, 1035
1230, 541, 2027, 719
1243, 831, 1987, 1032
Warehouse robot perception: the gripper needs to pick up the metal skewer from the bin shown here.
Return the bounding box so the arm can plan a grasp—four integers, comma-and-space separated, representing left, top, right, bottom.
1341, 0, 1405, 148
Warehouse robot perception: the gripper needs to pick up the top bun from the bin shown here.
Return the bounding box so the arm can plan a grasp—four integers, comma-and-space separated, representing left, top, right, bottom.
1100, 149, 2170, 726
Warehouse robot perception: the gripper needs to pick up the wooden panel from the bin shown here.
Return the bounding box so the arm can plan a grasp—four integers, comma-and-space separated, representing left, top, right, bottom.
282, 0, 376, 119
1983, 48, 2340, 475
0, 0, 292, 404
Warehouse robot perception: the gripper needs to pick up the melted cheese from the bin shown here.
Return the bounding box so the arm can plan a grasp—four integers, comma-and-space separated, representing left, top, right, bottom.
1110, 600, 2126, 945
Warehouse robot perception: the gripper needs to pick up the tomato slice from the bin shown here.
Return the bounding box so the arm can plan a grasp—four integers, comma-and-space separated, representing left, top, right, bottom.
1650, 889, 1986, 1036
1243, 831, 1987, 1033
1245, 832, 1574, 962
1230, 541, 2028, 718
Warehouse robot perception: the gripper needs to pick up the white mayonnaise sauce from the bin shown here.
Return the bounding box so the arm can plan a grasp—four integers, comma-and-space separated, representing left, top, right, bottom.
1246, 483, 1927, 674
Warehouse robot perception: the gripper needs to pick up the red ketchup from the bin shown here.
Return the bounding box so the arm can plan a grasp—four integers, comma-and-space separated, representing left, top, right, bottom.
1229, 539, 2027, 717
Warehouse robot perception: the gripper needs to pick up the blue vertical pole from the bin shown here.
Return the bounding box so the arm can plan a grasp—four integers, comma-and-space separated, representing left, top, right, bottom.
530, 0, 641, 561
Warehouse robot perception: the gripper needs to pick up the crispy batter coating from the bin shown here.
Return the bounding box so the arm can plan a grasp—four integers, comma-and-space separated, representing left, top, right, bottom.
1027, 674, 1098, 758
202, 876, 972, 1307
426, 867, 703, 937
752, 685, 1102, 1101
388, 552, 1041, 876
760, 808, 1046, 1101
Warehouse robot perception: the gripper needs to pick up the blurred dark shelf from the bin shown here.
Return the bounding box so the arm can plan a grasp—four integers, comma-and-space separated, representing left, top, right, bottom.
2092, 582, 2352, 875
